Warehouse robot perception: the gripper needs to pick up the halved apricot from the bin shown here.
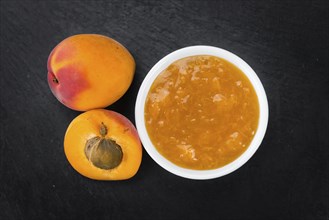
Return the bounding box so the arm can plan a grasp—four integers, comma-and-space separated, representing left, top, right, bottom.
64, 109, 142, 180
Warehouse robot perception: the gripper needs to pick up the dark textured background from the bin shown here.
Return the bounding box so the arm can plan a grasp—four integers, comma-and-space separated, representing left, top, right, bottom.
1, 0, 328, 219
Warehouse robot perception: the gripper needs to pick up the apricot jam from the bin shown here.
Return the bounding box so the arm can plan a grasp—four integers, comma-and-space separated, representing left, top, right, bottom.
145, 55, 259, 170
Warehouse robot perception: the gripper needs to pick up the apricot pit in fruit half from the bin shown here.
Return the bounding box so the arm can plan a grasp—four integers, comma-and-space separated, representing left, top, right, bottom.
84, 122, 123, 170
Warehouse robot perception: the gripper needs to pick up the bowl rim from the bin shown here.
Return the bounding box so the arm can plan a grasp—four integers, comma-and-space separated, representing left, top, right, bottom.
135, 45, 269, 180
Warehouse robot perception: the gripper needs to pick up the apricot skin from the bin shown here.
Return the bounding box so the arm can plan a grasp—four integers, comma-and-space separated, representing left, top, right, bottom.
64, 109, 142, 180
47, 34, 135, 111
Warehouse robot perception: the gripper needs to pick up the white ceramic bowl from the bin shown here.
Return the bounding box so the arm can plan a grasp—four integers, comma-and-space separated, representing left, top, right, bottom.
135, 46, 268, 180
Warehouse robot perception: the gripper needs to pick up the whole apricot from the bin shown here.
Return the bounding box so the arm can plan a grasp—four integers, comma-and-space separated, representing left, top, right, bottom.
64, 109, 142, 180
47, 34, 135, 111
